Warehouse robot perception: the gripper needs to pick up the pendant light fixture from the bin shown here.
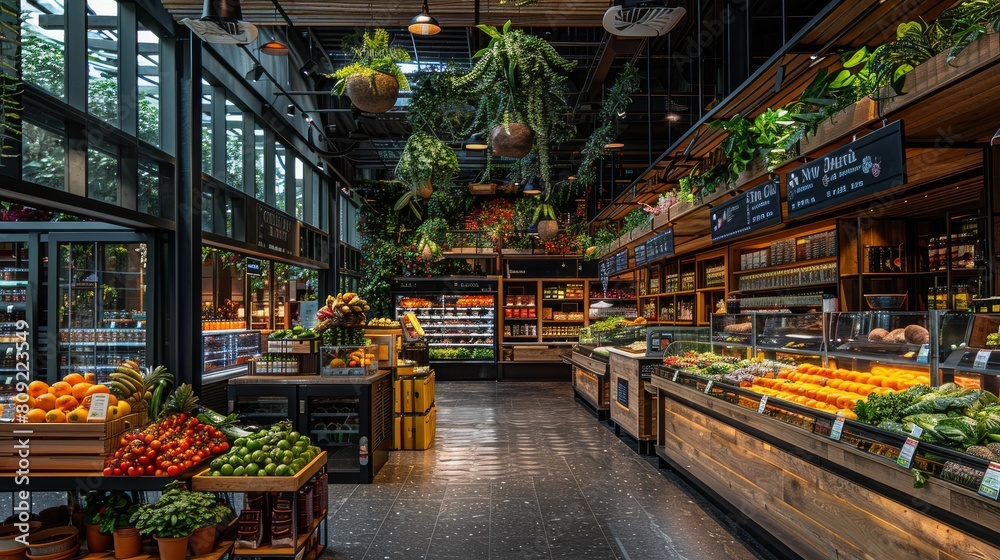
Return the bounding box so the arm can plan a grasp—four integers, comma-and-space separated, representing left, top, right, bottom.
259, 5, 289, 56
409, 0, 441, 36
464, 133, 488, 150
522, 177, 541, 195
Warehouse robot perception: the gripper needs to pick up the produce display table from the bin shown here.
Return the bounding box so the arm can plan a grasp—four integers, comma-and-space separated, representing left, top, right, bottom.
649, 371, 1000, 559
0, 470, 200, 492
566, 347, 611, 421
607, 347, 660, 454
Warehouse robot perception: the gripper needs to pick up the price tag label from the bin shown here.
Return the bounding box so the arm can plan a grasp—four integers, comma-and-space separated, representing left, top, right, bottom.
87, 394, 110, 423
974, 349, 991, 370
897, 426, 922, 469
756, 395, 768, 414
672, 370, 679, 382
830, 415, 846, 441
704, 380, 714, 394
978, 462, 1000, 500
915, 344, 929, 365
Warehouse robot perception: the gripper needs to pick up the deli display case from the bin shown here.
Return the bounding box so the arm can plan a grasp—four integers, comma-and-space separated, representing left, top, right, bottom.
393, 277, 498, 380
940, 312, 1000, 393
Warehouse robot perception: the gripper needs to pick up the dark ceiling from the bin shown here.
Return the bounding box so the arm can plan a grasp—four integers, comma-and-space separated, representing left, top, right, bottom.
161, 0, 830, 198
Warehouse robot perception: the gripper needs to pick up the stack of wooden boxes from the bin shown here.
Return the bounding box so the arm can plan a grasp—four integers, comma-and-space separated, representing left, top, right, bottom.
393, 369, 436, 450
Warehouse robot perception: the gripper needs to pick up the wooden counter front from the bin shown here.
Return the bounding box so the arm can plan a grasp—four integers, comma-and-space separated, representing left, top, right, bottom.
607, 349, 659, 446
650, 376, 1000, 560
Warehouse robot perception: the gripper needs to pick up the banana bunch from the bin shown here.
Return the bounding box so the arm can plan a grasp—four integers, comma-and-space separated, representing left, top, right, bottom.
366, 317, 399, 327
315, 292, 370, 329
109, 360, 150, 412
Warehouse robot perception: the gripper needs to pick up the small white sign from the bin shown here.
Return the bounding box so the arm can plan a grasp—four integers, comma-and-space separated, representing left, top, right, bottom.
704, 380, 714, 394
915, 344, 930, 364
672, 370, 679, 382
897, 436, 920, 469
978, 462, 1000, 500
974, 350, 991, 370
87, 393, 110, 422
756, 395, 769, 414
830, 415, 846, 441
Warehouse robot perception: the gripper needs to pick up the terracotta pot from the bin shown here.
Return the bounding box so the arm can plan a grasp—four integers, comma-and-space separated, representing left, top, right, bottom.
188, 525, 216, 556
153, 535, 189, 560
112, 527, 141, 559
85, 523, 112, 553
490, 123, 534, 158
537, 219, 559, 241
345, 72, 399, 114
415, 180, 433, 199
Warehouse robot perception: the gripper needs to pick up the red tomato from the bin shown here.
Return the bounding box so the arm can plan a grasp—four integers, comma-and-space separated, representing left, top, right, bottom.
137, 456, 150, 466
166, 465, 180, 477
103, 467, 112, 476
149, 439, 161, 451
113, 467, 122, 476
127, 466, 141, 477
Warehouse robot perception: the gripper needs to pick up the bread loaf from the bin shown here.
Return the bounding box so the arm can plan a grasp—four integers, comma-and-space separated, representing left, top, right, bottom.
867, 328, 889, 342
904, 324, 930, 345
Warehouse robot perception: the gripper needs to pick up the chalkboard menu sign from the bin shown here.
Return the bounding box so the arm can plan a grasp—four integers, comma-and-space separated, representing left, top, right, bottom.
786, 121, 906, 219
634, 243, 647, 266
599, 249, 630, 282
710, 180, 783, 243
644, 229, 675, 263
617, 378, 629, 408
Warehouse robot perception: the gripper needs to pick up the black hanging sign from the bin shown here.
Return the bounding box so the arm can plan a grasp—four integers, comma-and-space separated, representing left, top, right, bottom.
634, 243, 647, 267
644, 229, 675, 262
245, 257, 262, 276
710, 180, 783, 243
599, 249, 630, 282
786, 121, 906, 219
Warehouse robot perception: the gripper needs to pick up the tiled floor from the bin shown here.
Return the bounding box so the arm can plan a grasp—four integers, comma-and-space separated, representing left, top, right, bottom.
324, 382, 777, 560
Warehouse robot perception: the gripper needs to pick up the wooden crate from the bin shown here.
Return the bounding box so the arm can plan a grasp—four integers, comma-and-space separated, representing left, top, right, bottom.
191, 451, 327, 492
512, 346, 569, 362
0, 410, 148, 471
573, 367, 608, 411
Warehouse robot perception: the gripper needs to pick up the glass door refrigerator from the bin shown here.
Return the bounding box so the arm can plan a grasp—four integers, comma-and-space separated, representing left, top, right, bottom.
393, 277, 498, 380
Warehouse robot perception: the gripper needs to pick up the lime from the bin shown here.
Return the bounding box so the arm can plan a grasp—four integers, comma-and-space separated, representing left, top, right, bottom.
245, 463, 260, 476
211, 471, 221, 477
276, 439, 291, 451
246, 440, 262, 453
302, 451, 315, 463
229, 455, 244, 468
257, 469, 268, 476
250, 450, 265, 464
261, 445, 272, 453
209, 457, 225, 470
233, 466, 246, 476
287, 431, 301, 443
263, 456, 274, 465
264, 463, 277, 475
282, 450, 295, 464
233, 437, 248, 448
275, 464, 292, 476
220, 464, 234, 476
236, 446, 250, 457
290, 459, 305, 472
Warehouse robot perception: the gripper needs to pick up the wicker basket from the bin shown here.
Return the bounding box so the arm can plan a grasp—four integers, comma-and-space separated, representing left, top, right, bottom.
490, 123, 534, 158
345, 72, 399, 114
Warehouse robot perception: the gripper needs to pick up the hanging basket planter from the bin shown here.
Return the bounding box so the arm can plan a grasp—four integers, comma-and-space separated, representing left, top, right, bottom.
415, 180, 434, 199
537, 219, 560, 241
345, 72, 400, 114
490, 123, 534, 158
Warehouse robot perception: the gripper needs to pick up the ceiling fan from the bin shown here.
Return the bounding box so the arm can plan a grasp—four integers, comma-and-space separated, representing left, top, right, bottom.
182, 0, 257, 45
603, 0, 686, 37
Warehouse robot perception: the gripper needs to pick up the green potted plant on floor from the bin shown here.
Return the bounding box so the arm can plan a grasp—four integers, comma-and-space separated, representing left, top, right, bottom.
330, 28, 410, 113
131, 481, 231, 559
455, 21, 575, 191
89, 492, 143, 560
83, 491, 114, 553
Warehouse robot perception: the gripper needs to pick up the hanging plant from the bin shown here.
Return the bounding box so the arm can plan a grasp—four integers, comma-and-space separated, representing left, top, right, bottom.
455, 21, 575, 191
393, 133, 459, 216
406, 67, 477, 140
574, 63, 641, 188
329, 28, 410, 113
413, 217, 449, 261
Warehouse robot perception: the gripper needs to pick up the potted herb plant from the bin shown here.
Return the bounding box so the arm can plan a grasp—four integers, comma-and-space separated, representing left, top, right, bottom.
130, 481, 230, 559
88, 492, 143, 560
533, 198, 560, 241
83, 491, 114, 553
455, 21, 575, 191
330, 28, 410, 114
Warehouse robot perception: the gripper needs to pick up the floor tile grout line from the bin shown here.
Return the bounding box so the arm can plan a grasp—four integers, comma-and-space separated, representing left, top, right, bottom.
423, 480, 450, 559
488, 480, 493, 560
561, 453, 624, 560
531, 477, 555, 560
360, 465, 412, 560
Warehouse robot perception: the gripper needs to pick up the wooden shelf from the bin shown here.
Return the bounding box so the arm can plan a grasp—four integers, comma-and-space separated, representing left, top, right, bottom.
733, 256, 838, 276
730, 281, 837, 295
191, 451, 327, 492
697, 286, 726, 292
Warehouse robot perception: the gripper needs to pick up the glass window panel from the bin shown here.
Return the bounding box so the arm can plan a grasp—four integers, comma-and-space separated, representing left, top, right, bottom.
202, 186, 214, 232
87, 0, 120, 128
88, 138, 119, 204
137, 26, 161, 148
294, 157, 304, 220
22, 118, 66, 191
201, 80, 213, 175
225, 99, 243, 188
274, 144, 286, 212
138, 157, 163, 217
21, 2, 65, 99
254, 123, 265, 201
311, 170, 321, 227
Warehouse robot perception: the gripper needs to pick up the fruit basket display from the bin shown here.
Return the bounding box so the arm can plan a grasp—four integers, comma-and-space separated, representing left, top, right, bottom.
320, 345, 378, 376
